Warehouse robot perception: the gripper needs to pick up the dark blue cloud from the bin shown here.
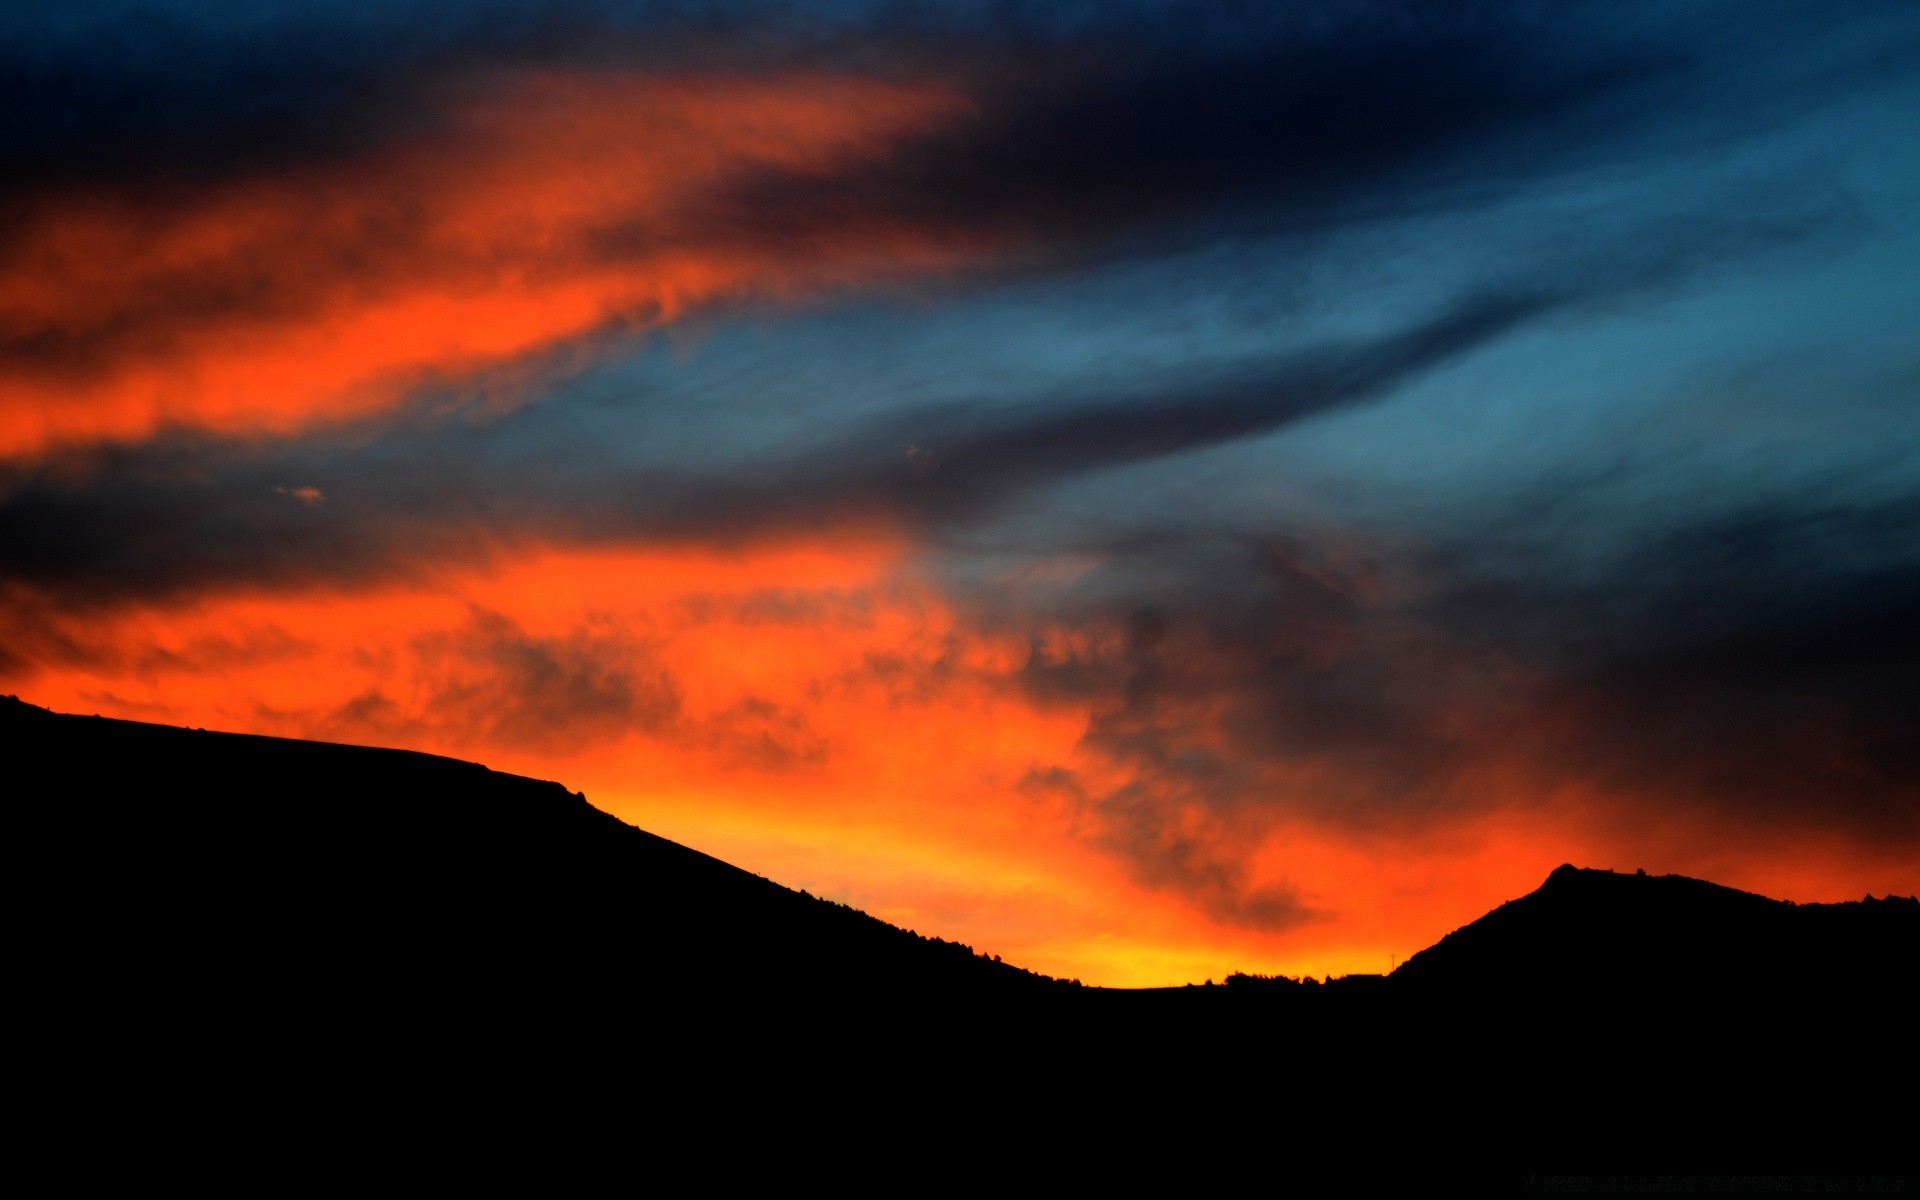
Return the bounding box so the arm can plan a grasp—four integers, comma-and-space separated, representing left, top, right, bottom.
13, 0, 1906, 224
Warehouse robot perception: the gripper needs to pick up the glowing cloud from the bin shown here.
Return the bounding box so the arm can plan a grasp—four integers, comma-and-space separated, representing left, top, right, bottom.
7, 532, 1910, 986
5, 3, 1916, 986
0, 69, 984, 459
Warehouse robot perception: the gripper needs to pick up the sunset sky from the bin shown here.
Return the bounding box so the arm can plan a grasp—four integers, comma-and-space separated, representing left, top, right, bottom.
4, 1, 1917, 986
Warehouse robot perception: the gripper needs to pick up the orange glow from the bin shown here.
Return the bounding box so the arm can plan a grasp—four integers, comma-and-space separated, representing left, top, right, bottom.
6, 534, 1911, 987
0, 70, 987, 459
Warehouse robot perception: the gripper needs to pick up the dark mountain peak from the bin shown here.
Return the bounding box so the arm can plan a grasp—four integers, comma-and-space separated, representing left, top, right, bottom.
1392, 860, 1915, 1000
1538, 861, 1746, 894
1537, 861, 1625, 894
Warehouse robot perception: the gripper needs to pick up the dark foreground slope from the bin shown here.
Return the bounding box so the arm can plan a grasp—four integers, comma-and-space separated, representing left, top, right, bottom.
7, 697, 1913, 1184
3, 696, 1062, 1000
1378, 864, 1916, 1177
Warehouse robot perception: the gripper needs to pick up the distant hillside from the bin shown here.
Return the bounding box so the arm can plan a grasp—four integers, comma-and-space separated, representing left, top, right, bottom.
3, 695, 1067, 1014
14, 694, 1910, 1011
1392, 862, 1917, 1002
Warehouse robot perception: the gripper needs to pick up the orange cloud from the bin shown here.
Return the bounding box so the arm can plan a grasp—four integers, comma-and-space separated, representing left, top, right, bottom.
5, 534, 1911, 986
0, 69, 987, 459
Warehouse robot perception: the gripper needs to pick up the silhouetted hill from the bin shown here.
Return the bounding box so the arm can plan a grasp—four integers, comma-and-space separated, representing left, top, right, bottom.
1377, 862, 1916, 1164
8, 696, 1913, 1184
1392, 862, 1916, 1004
3, 695, 1063, 1006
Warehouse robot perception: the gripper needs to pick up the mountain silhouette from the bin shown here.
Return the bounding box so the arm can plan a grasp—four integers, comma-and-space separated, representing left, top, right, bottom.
1375, 861, 1916, 1179
7, 696, 1911, 1185
2, 695, 1062, 1002
1392, 862, 1915, 1002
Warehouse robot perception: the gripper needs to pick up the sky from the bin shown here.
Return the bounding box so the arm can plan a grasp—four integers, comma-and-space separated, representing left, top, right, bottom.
4, 1, 1917, 985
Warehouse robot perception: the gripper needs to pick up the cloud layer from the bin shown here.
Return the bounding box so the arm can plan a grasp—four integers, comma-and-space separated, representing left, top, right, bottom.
5, 1, 1917, 982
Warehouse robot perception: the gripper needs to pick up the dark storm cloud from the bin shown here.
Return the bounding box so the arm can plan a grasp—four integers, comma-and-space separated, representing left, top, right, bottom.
10, 1, 1891, 239
295, 605, 680, 757
627, 1, 1919, 283
0, 171, 1851, 609
4, 0, 1897, 449
1013, 736, 1330, 936
0, 1, 755, 200
6, 0, 1918, 929
984, 486, 1920, 901
264, 609, 829, 767
697, 4, 1662, 258
1098, 775, 1323, 933
0, 284, 1577, 606
1006, 532, 1485, 821
1429, 494, 1920, 840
